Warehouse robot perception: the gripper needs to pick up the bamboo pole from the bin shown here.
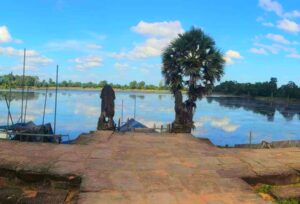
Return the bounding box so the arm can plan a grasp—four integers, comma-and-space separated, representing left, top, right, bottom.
118, 118, 121, 131
4, 96, 14, 125
20, 48, 26, 123
6, 73, 13, 130
121, 99, 124, 123
134, 96, 136, 119
42, 86, 49, 125
54, 65, 59, 134
24, 87, 29, 123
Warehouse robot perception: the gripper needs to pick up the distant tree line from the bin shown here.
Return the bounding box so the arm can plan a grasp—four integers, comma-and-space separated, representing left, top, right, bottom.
2, 74, 299, 98
214, 78, 300, 99
0, 74, 168, 90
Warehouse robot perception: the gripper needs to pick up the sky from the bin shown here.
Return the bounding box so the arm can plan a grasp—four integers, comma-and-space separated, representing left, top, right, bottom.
0, 0, 299, 85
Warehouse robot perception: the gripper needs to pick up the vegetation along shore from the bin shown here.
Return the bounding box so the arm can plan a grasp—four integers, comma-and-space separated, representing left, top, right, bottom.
1, 74, 300, 101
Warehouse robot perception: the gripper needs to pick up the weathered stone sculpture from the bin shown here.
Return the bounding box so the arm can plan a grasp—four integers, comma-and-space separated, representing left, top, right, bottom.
171, 91, 193, 133
97, 85, 115, 130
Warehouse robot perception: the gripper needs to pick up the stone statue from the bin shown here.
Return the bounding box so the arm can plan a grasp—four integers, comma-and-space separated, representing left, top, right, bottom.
97, 85, 116, 130
171, 90, 193, 133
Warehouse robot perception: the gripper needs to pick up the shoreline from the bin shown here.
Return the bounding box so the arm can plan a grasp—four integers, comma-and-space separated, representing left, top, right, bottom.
0, 87, 171, 94
1, 88, 300, 104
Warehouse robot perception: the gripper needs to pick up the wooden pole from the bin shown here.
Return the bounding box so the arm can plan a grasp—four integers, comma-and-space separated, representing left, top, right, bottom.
6, 73, 13, 130
121, 99, 124, 124
42, 86, 49, 125
24, 87, 29, 123
134, 97, 136, 119
54, 65, 59, 134
4, 96, 14, 125
20, 48, 26, 123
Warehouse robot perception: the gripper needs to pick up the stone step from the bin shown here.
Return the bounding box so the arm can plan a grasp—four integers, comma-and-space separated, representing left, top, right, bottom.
270, 185, 300, 199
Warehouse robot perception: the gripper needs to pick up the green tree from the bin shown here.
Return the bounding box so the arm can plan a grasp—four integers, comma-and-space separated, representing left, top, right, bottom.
98, 80, 108, 87
158, 80, 166, 90
60, 80, 69, 87
48, 78, 56, 86
129, 81, 138, 89
137, 81, 146, 89
162, 27, 225, 132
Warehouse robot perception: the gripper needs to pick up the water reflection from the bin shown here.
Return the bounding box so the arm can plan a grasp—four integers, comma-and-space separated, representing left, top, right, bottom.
158, 94, 167, 100
129, 94, 145, 100
208, 96, 300, 122
0, 90, 299, 145
0, 91, 39, 102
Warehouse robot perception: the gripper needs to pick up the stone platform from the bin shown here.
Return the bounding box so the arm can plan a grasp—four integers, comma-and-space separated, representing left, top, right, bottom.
0, 131, 300, 203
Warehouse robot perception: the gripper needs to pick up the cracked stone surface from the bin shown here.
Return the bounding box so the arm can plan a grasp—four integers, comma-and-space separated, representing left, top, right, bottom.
0, 131, 299, 203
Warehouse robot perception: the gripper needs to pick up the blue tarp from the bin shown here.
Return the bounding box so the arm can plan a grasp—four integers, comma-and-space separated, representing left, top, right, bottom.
119, 118, 148, 132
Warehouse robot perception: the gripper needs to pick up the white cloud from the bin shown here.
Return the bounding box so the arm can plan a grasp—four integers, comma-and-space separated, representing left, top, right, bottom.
257, 16, 275, 27
253, 42, 298, 58
277, 19, 300, 33
0, 26, 12, 43
0, 46, 53, 71
0, 26, 22, 44
111, 38, 171, 59
259, 0, 283, 16
131, 21, 184, 38
258, 0, 300, 19
0, 47, 39, 57
255, 43, 279, 54
223, 50, 243, 65
71, 55, 103, 71
250, 47, 268, 55
266, 33, 290, 44
27, 56, 53, 66
111, 21, 184, 60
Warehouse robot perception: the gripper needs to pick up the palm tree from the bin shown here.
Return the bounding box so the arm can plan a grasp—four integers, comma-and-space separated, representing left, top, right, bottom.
162, 27, 225, 133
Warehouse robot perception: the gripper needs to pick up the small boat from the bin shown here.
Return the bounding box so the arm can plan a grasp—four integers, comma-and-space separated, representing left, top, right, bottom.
0, 121, 61, 143
0, 51, 63, 144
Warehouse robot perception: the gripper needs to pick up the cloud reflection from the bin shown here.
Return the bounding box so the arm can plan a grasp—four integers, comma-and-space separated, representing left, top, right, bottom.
195, 116, 240, 133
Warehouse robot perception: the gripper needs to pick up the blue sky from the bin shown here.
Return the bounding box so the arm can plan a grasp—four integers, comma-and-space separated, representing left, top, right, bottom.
0, 0, 299, 85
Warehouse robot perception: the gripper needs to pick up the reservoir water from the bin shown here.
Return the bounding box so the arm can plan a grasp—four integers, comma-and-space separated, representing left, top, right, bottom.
0, 90, 299, 146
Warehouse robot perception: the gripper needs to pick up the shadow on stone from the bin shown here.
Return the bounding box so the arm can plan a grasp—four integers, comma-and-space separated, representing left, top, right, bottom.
242, 172, 300, 202
0, 168, 81, 204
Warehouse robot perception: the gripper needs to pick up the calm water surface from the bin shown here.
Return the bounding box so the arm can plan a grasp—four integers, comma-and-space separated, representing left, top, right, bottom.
0, 90, 299, 146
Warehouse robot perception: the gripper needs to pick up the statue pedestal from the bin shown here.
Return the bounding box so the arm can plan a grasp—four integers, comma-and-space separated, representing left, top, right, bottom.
97, 117, 115, 131
171, 122, 191, 133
